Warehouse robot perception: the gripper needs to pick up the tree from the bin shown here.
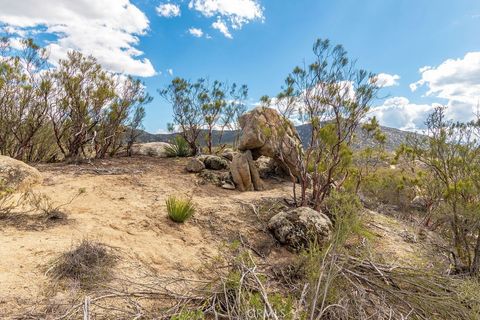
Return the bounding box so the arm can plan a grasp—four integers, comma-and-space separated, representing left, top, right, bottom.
402, 106, 480, 275
352, 116, 387, 194
0, 38, 54, 162
50, 52, 150, 160
201, 80, 226, 154
159, 78, 206, 155
276, 38, 380, 209
50, 51, 117, 160
159, 78, 248, 154
95, 76, 151, 158
218, 83, 248, 147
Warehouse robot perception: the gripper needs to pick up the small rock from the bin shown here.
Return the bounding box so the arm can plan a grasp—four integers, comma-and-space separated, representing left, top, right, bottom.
186, 158, 205, 173
222, 183, 236, 190
221, 151, 236, 161
268, 206, 333, 250
202, 155, 229, 170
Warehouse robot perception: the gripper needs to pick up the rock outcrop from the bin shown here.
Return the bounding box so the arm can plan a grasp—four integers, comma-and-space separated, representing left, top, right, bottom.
238, 107, 303, 178
230, 107, 303, 191
130, 142, 173, 158
268, 207, 332, 250
0, 156, 43, 191
230, 150, 264, 191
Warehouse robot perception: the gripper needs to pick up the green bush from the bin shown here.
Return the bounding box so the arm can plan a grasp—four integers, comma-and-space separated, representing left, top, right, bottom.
166, 196, 195, 223
361, 168, 415, 209
165, 135, 191, 157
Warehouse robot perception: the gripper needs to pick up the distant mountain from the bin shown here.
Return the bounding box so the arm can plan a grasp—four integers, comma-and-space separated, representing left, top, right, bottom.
136, 124, 413, 152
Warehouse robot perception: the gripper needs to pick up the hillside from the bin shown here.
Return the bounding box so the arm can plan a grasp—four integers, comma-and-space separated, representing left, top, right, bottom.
0, 156, 460, 318
137, 124, 414, 152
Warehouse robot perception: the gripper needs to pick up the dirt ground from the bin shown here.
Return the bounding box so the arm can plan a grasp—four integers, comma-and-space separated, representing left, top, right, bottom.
0, 156, 448, 318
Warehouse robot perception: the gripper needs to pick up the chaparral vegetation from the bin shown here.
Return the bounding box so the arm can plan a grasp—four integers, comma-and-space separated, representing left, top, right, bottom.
1, 5, 480, 320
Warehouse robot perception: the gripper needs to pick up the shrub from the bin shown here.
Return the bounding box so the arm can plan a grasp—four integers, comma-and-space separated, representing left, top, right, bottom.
165, 135, 192, 158
47, 240, 117, 289
166, 196, 195, 223
361, 167, 415, 209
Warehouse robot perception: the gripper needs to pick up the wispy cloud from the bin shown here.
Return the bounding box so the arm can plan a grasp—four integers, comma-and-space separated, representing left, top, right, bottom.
189, 0, 264, 38
212, 18, 233, 39
156, 3, 181, 18
375, 73, 400, 88
188, 27, 204, 37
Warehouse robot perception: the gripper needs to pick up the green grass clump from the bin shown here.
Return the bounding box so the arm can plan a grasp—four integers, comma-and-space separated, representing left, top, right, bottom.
166, 196, 195, 223
165, 135, 191, 157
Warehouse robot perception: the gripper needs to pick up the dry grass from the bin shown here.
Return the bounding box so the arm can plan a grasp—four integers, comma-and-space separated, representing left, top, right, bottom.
46, 240, 117, 289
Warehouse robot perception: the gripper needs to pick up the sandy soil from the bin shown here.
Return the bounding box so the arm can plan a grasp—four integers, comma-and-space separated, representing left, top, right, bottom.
0, 156, 448, 318
0, 156, 292, 317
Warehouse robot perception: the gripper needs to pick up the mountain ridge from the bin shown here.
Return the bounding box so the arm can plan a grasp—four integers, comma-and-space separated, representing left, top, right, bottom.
137, 124, 415, 152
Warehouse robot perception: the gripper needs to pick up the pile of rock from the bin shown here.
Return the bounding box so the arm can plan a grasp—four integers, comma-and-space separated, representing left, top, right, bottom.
185, 155, 229, 173
185, 154, 235, 190
230, 107, 304, 192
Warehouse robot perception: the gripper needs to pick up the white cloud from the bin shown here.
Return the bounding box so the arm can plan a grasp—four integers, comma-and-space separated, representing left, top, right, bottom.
167, 68, 174, 76
212, 18, 233, 39
370, 97, 439, 131
188, 27, 204, 37
156, 3, 181, 18
410, 52, 480, 107
375, 73, 400, 88
189, 0, 263, 37
0, 0, 155, 77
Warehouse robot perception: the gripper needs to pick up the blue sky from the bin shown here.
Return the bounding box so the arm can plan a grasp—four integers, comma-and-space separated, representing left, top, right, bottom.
1, 0, 480, 132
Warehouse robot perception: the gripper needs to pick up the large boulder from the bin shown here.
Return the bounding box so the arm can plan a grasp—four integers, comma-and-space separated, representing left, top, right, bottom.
268, 207, 332, 250
186, 158, 205, 173
198, 155, 229, 170
130, 142, 173, 158
0, 156, 43, 192
238, 107, 303, 179
230, 150, 264, 192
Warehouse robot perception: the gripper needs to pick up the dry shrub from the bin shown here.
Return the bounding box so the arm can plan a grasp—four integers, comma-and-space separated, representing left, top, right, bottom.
0, 189, 83, 230
46, 240, 117, 289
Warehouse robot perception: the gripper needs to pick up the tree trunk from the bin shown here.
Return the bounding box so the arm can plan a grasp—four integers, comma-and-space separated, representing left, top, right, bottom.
208, 129, 213, 154
471, 228, 480, 276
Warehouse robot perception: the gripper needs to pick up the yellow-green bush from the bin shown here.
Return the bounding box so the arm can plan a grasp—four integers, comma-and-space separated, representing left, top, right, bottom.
166, 196, 195, 223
